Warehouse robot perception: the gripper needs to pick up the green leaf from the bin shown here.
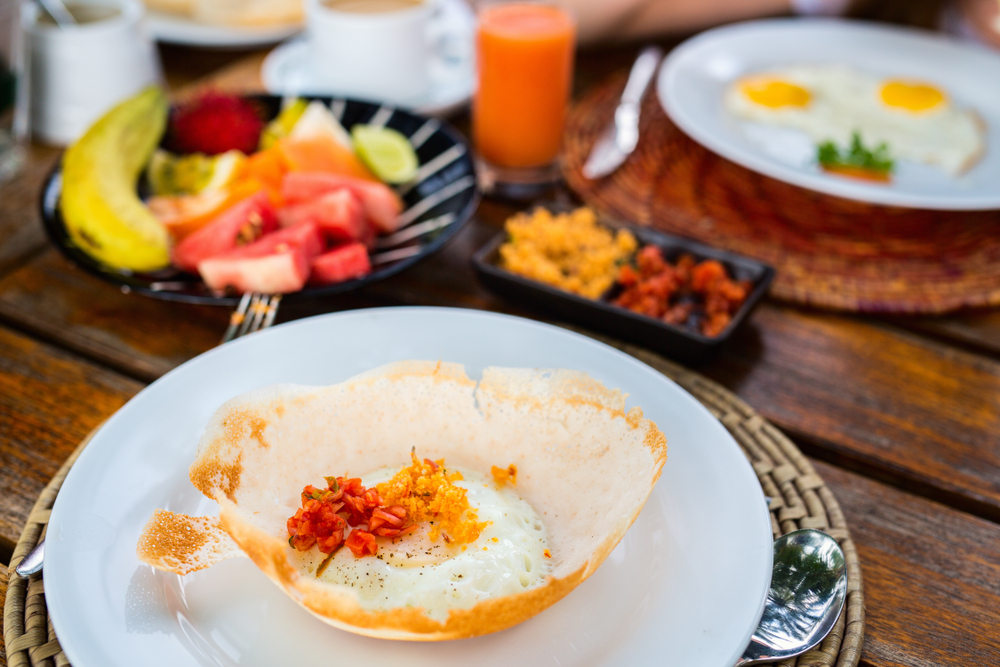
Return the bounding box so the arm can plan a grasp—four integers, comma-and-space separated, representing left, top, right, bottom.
816, 132, 894, 174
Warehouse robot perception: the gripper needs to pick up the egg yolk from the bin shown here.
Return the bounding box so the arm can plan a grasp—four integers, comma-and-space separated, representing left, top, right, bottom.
741, 78, 811, 108
879, 80, 945, 112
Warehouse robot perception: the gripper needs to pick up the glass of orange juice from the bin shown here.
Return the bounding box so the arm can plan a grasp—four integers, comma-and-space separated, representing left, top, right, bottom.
473, 1, 575, 196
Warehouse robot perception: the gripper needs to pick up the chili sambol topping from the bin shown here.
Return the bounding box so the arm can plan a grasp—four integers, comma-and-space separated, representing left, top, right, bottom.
286, 451, 491, 559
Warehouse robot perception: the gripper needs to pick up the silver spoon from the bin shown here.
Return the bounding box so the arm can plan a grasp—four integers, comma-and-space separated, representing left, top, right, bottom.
35, 0, 77, 27
737, 528, 848, 666
14, 538, 45, 577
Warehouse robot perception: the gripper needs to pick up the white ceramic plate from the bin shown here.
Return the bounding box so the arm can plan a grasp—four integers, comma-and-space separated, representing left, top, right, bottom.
145, 10, 301, 48
45, 308, 773, 667
261, 0, 474, 117
659, 18, 1000, 210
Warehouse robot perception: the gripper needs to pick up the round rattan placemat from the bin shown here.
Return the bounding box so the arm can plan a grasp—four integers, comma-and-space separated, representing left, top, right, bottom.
4, 346, 864, 667
563, 71, 1000, 314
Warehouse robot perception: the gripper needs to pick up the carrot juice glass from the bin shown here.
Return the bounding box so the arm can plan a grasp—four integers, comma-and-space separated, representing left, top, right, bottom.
473, 2, 575, 193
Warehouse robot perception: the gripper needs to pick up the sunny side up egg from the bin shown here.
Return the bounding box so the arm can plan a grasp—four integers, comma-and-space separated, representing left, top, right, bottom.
288, 467, 552, 623
723, 65, 986, 176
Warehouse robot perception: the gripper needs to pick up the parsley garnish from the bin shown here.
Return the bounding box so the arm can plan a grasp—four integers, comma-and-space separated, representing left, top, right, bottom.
817, 132, 894, 174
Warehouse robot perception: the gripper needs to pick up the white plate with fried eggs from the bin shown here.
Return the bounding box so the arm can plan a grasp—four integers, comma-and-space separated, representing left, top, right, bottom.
44, 308, 772, 667
659, 18, 1000, 209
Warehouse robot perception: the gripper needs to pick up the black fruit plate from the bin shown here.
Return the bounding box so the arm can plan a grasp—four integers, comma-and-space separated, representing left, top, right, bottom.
472, 224, 774, 363
40, 94, 479, 306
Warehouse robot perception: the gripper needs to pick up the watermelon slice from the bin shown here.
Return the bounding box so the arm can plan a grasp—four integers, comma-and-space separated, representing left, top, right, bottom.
282, 171, 404, 234
310, 242, 372, 285
197, 222, 325, 294
171, 191, 278, 274
277, 188, 368, 244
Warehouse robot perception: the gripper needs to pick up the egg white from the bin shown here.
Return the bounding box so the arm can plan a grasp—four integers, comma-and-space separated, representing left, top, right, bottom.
723, 64, 986, 176
288, 467, 552, 622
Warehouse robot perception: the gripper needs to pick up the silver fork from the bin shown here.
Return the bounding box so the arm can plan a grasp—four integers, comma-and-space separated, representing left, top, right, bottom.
221, 292, 282, 344
14, 292, 283, 579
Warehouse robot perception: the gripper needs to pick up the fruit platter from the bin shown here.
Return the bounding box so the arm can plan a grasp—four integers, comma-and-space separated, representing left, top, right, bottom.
40, 88, 478, 305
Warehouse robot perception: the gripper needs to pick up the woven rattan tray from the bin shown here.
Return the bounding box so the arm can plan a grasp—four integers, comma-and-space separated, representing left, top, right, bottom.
563, 72, 1000, 314
4, 343, 865, 667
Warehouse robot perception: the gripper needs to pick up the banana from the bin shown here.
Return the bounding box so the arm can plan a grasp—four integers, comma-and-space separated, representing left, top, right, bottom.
61, 86, 171, 272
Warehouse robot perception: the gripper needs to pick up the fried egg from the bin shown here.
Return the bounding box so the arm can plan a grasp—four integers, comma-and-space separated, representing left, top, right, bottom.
288, 468, 551, 622
723, 65, 986, 175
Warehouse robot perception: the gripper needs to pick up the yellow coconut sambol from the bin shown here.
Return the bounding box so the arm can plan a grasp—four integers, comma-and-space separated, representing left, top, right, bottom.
499, 207, 637, 299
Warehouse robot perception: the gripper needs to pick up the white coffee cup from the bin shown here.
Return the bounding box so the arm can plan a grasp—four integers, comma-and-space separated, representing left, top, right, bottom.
306, 0, 436, 105
24, 0, 162, 145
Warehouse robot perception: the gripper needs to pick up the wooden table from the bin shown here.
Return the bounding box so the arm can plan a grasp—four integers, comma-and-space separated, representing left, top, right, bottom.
1, 42, 999, 667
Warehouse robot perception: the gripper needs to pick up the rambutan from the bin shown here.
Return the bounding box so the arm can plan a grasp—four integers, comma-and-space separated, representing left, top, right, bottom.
167, 92, 264, 155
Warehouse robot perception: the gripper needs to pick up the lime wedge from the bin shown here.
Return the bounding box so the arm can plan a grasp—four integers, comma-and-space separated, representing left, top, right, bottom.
351, 125, 418, 183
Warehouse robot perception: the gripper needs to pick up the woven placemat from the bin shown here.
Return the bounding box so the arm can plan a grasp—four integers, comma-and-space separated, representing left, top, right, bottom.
563, 71, 1000, 314
4, 349, 864, 667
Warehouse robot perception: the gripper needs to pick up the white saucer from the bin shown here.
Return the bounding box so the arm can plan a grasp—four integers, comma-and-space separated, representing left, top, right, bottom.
261, 0, 474, 117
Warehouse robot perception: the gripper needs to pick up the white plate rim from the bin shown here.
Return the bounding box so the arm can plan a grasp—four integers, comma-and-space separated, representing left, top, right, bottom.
658, 17, 1000, 210
44, 307, 773, 667
145, 10, 301, 48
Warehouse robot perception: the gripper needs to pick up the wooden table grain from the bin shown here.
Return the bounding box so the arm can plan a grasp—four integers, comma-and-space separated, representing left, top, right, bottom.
1, 41, 999, 667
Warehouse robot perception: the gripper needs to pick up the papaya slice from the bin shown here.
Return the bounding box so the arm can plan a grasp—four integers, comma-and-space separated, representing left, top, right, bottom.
238, 146, 289, 202
276, 135, 378, 182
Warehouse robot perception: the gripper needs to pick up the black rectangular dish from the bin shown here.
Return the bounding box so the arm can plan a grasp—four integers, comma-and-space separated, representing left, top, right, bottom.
471, 224, 774, 363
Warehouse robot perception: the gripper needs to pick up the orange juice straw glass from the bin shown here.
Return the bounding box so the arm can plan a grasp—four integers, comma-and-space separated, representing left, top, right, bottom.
473, 3, 575, 182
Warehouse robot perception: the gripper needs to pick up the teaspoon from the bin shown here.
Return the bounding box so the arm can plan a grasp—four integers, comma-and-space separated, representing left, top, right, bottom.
737, 528, 848, 666
35, 0, 77, 27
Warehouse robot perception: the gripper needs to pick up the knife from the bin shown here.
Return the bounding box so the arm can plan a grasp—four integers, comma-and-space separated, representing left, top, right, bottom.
582, 46, 665, 180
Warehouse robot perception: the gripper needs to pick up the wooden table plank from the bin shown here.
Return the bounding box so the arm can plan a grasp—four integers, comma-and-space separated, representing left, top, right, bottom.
0, 325, 143, 562
157, 44, 261, 94
816, 460, 1000, 667
0, 249, 229, 382
0, 144, 61, 277
702, 303, 1000, 522
894, 310, 1000, 358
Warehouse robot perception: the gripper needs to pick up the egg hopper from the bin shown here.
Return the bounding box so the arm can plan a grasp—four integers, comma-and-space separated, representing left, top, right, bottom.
137, 360, 667, 640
